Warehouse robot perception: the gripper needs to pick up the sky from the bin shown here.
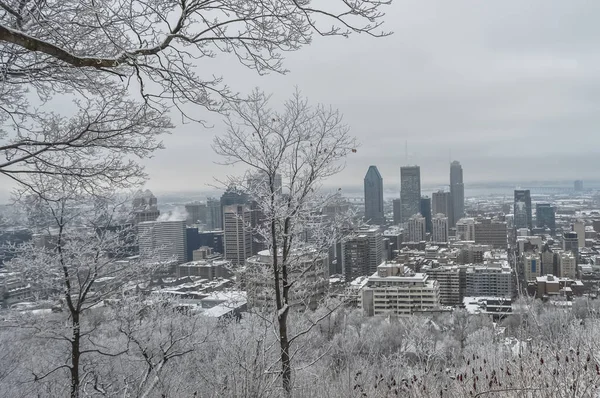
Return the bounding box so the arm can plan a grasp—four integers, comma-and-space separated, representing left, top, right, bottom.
3, 0, 600, 201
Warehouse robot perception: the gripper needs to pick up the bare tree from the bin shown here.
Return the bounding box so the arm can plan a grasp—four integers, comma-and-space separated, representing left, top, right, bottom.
213, 89, 357, 394
6, 174, 161, 398
1, 0, 391, 192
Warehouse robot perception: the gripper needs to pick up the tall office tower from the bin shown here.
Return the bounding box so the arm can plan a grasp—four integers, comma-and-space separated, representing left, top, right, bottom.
574, 180, 584, 192
513, 190, 532, 230
400, 166, 421, 223
184, 202, 207, 226
450, 161, 465, 226
535, 203, 556, 234
138, 220, 187, 264
223, 204, 252, 266
563, 231, 579, 261
363, 166, 384, 225
342, 234, 371, 281
392, 199, 402, 225
420, 196, 432, 233
455, 218, 476, 241
432, 214, 449, 243
206, 198, 222, 230
432, 190, 453, 221
572, 220, 586, 248
407, 214, 426, 242
132, 189, 160, 224
474, 219, 508, 249
221, 187, 249, 212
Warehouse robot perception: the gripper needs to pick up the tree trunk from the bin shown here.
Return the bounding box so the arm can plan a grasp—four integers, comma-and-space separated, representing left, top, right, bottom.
279, 309, 292, 394
70, 311, 81, 398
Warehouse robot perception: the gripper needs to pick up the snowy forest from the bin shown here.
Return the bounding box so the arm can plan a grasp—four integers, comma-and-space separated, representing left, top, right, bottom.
1, 298, 600, 397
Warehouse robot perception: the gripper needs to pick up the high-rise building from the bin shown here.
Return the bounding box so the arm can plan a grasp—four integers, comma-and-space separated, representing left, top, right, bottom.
407, 214, 426, 242
424, 265, 466, 306
363, 166, 384, 225
432, 190, 453, 221
535, 203, 556, 234
206, 198, 223, 230
523, 252, 541, 282
514, 190, 532, 230
342, 227, 383, 281
455, 218, 476, 241
563, 231, 579, 261
400, 166, 421, 223
432, 214, 449, 243
185, 202, 207, 226
223, 204, 252, 266
132, 190, 160, 224
420, 196, 432, 233
558, 251, 576, 279
392, 199, 402, 225
572, 220, 586, 248
474, 219, 507, 249
342, 234, 370, 282
138, 220, 187, 264
247, 172, 283, 195
574, 180, 584, 192
450, 161, 465, 226
361, 262, 440, 317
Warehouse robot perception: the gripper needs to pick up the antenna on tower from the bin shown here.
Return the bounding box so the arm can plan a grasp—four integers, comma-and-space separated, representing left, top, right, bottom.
405, 141, 408, 165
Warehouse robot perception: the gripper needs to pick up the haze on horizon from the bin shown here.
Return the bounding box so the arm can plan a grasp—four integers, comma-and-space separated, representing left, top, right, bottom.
2, 0, 599, 202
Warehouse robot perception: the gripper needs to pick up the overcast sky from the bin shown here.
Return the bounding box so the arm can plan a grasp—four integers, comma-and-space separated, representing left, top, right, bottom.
3, 0, 600, 201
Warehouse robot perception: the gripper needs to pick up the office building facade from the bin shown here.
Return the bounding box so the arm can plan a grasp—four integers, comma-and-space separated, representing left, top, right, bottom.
432, 190, 452, 221
138, 220, 187, 264
400, 166, 421, 223
432, 214, 449, 243
364, 166, 384, 225
535, 203, 556, 234
420, 196, 432, 233
450, 161, 465, 226
514, 190, 532, 230
407, 214, 426, 242
223, 204, 252, 266
474, 219, 507, 249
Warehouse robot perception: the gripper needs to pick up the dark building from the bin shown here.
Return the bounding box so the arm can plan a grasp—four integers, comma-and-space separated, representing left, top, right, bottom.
198, 230, 224, 255
185, 202, 207, 226
342, 235, 371, 282
186, 227, 201, 262
400, 166, 421, 223
392, 198, 402, 225
420, 196, 432, 233
364, 166, 384, 225
450, 161, 465, 226
535, 203, 556, 234
514, 190, 532, 230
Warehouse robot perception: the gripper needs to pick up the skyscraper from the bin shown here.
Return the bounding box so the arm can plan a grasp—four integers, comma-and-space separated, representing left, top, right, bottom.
535, 203, 556, 234
450, 161, 465, 226
432, 190, 452, 220
392, 199, 402, 225
514, 190, 532, 230
400, 166, 421, 223
432, 214, 449, 243
420, 196, 432, 233
206, 198, 222, 230
185, 202, 207, 226
363, 166, 384, 225
223, 204, 252, 266
407, 214, 426, 242
132, 190, 160, 224
138, 220, 187, 264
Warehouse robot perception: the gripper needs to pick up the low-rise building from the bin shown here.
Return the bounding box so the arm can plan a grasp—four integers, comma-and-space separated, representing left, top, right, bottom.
361, 261, 440, 317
